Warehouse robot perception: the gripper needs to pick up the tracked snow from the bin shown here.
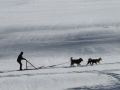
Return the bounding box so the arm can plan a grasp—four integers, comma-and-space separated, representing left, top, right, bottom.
0, 0, 120, 90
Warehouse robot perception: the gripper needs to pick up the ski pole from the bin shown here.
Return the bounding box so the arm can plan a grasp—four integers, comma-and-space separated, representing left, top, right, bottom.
26, 60, 37, 69
26, 60, 28, 70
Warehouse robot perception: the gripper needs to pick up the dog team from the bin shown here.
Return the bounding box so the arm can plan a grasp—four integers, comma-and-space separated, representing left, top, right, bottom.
70, 57, 102, 67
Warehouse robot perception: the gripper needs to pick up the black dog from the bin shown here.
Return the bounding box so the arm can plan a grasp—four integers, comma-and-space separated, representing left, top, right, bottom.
87, 58, 102, 65
70, 57, 83, 67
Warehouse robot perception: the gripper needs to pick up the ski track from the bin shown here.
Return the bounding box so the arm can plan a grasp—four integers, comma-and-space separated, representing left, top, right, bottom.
0, 0, 120, 89
0, 68, 120, 90
67, 69, 120, 90
0, 61, 120, 90
0, 62, 120, 78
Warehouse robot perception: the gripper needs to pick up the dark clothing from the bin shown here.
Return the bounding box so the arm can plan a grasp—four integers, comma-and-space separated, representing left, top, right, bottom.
17, 55, 26, 62
17, 61, 22, 70
17, 52, 26, 70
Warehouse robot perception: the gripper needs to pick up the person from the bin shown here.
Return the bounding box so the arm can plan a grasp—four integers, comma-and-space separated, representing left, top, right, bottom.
17, 52, 26, 70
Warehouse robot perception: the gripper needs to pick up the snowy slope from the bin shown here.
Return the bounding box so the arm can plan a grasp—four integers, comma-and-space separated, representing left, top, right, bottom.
0, 57, 120, 90
0, 0, 120, 59
0, 0, 120, 90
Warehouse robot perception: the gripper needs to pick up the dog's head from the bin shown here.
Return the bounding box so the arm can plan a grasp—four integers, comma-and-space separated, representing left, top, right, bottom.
99, 57, 102, 61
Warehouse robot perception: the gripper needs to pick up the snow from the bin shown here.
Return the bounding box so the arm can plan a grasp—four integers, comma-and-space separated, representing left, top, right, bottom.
0, 0, 120, 90
0, 61, 119, 90
0, 55, 120, 90
0, 72, 117, 90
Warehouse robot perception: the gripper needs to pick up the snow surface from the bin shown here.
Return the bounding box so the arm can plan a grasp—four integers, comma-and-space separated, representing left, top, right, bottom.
0, 0, 120, 90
